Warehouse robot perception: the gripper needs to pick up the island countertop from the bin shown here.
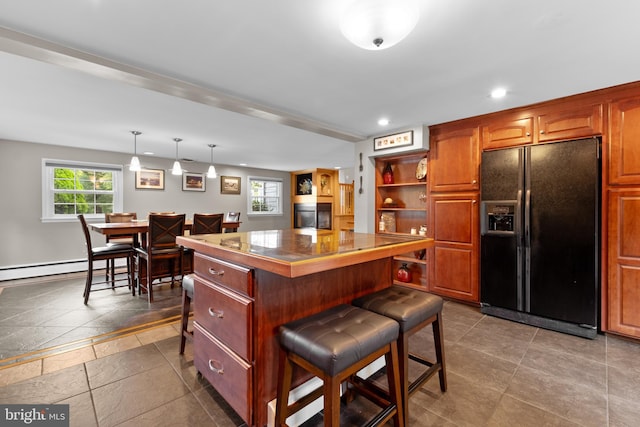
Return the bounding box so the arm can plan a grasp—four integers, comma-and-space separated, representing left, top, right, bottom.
177, 228, 433, 278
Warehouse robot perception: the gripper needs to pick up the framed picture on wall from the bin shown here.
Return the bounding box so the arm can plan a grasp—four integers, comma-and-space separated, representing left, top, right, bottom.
182, 172, 205, 192
373, 130, 414, 151
221, 175, 241, 194
135, 168, 165, 190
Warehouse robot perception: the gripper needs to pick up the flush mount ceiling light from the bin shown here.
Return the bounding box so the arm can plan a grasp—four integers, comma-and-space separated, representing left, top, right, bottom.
491, 87, 507, 99
171, 137, 183, 175
340, 0, 419, 50
129, 130, 141, 172
207, 144, 217, 179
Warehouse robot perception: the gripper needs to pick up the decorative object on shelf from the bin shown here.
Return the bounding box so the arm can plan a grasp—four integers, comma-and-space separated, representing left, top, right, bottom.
340, 0, 420, 51
320, 173, 332, 195
380, 211, 396, 232
397, 263, 412, 283
382, 197, 400, 207
383, 162, 394, 184
359, 152, 363, 172
182, 172, 205, 192
206, 144, 217, 179
414, 249, 426, 260
419, 225, 427, 236
220, 175, 241, 194
416, 157, 428, 180
171, 137, 183, 175
135, 168, 164, 190
374, 130, 414, 151
129, 130, 142, 172
418, 192, 427, 203
359, 175, 363, 194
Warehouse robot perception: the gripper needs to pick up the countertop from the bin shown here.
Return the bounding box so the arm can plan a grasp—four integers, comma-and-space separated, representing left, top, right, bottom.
177, 229, 433, 278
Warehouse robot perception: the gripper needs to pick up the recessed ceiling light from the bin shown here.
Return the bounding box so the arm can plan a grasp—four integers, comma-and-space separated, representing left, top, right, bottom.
378, 118, 390, 126
491, 87, 507, 99
239, 163, 247, 166
143, 151, 154, 155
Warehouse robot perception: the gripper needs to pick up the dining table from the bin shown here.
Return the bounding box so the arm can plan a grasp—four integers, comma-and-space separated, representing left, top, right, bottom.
89, 219, 241, 247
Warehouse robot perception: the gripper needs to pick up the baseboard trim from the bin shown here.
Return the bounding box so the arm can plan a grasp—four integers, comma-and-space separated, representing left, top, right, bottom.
0, 259, 125, 283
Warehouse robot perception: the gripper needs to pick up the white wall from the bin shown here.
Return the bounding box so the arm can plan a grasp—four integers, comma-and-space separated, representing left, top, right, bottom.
0, 139, 291, 272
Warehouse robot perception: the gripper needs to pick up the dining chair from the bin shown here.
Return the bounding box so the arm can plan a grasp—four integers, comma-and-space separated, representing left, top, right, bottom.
191, 213, 224, 235
135, 213, 186, 303
224, 211, 240, 232
78, 214, 135, 305
104, 212, 137, 282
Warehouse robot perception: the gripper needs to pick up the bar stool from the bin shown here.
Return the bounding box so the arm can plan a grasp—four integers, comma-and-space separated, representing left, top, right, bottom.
352, 286, 447, 419
276, 304, 404, 427
179, 274, 195, 354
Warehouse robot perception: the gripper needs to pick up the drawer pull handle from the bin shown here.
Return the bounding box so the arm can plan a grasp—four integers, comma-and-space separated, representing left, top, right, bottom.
208, 360, 224, 375
208, 268, 225, 276
208, 307, 224, 318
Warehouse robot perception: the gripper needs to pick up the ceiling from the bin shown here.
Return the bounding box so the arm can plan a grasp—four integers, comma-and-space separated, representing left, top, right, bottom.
1, 0, 640, 172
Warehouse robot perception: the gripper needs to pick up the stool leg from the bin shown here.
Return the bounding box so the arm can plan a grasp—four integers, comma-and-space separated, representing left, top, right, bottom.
275, 349, 293, 426
398, 332, 410, 422
324, 376, 341, 427
179, 289, 191, 354
433, 312, 447, 391
386, 341, 405, 427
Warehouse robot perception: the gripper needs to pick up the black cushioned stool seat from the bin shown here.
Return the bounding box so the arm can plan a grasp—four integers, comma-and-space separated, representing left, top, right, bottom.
179, 274, 195, 354
352, 286, 447, 419
276, 304, 404, 427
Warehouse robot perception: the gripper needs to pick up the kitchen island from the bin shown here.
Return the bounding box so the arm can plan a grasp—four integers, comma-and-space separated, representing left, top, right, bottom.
177, 228, 433, 426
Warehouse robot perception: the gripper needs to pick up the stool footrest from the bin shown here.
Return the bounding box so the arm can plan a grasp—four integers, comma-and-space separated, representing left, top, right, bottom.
408, 353, 443, 396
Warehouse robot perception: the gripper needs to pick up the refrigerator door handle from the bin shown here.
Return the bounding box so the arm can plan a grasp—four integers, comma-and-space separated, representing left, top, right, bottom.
524, 188, 531, 312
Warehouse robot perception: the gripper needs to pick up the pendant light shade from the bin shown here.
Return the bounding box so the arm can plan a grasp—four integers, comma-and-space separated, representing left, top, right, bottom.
171, 137, 183, 175
340, 0, 419, 50
207, 144, 217, 179
129, 130, 142, 172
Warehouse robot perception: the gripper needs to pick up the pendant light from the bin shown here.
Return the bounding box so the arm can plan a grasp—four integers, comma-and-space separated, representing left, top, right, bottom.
340, 0, 419, 50
171, 137, 183, 175
207, 144, 217, 179
129, 131, 142, 171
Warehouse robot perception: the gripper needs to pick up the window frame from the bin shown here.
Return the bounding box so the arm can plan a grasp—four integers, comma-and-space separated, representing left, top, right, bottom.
247, 175, 283, 216
41, 158, 124, 222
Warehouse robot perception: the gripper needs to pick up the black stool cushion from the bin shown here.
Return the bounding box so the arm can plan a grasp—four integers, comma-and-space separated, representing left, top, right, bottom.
182, 274, 195, 298
352, 286, 443, 332
279, 304, 399, 376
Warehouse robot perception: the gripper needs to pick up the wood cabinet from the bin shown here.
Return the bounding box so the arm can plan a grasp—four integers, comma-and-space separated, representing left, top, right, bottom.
428, 192, 479, 302
429, 126, 480, 192
609, 97, 640, 185
482, 115, 533, 150
291, 168, 337, 229
481, 103, 603, 150
375, 151, 428, 289
192, 253, 254, 424
607, 189, 640, 338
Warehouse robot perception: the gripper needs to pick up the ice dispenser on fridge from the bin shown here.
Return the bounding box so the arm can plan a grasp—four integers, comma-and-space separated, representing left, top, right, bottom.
481, 201, 516, 235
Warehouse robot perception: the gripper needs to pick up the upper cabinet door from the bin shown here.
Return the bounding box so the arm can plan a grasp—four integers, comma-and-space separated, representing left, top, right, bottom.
481, 116, 533, 150
429, 126, 480, 192
610, 97, 640, 185
537, 103, 603, 143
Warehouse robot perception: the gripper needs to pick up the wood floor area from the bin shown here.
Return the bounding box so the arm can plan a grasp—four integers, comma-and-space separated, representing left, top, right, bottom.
1, 275, 640, 426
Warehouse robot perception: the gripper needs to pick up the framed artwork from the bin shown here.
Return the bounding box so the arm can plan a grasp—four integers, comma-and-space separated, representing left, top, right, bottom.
373, 130, 414, 151
182, 172, 205, 192
135, 168, 165, 190
221, 175, 241, 194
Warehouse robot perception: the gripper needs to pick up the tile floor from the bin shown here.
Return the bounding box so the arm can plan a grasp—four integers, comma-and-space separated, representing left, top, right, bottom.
1, 275, 640, 426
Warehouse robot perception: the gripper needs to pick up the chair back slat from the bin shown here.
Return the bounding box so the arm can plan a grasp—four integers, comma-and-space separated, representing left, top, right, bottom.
78, 214, 93, 251
192, 213, 224, 235
148, 214, 185, 249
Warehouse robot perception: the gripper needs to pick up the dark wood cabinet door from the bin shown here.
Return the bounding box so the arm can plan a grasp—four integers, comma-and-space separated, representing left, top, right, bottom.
608, 189, 640, 338
428, 192, 479, 302
537, 103, 603, 143
430, 126, 480, 192
481, 116, 533, 150
610, 97, 640, 185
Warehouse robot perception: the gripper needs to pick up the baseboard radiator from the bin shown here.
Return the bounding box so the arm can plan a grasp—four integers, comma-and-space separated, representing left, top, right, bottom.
0, 259, 126, 283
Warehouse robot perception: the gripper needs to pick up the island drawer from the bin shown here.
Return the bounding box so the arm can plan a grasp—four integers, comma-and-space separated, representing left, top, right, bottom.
194, 277, 253, 360
194, 322, 252, 425
194, 252, 253, 296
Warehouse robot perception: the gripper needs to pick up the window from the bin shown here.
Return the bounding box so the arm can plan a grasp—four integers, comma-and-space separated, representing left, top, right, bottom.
42, 159, 123, 221
248, 176, 283, 216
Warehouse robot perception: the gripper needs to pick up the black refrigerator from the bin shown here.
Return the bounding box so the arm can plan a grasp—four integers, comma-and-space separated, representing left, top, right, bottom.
480, 137, 600, 339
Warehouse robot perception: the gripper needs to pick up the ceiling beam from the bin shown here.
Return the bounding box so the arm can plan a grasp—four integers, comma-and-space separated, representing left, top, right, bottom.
0, 26, 365, 143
